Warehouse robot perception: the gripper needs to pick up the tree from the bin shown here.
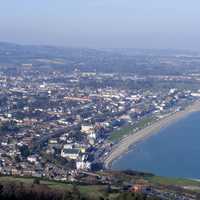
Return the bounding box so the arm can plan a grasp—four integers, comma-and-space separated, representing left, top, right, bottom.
33, 178, 40, 185
19, 145, 30, 158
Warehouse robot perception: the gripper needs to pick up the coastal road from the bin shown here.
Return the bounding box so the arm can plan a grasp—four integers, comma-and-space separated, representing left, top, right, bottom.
104, 100, 200, 168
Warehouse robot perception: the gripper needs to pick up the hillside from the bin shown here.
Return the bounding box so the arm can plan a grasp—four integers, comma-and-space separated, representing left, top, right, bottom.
0, 42, 199, 75
0, 170, 200, 200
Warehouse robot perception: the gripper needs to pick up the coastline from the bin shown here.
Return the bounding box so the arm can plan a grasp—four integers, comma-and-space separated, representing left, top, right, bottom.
104, 100, 200, 169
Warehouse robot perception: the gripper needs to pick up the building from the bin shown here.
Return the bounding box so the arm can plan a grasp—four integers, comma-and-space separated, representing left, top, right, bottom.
61, 149, 80, 160
81, 125, 94, 134
76, 161, 91, 170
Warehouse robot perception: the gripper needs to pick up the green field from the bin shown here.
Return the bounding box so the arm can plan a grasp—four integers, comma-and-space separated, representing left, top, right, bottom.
0, 176, 108, 199
109, 116, 156, 142
0, 176, 71, 189
148, 176, 200, 187
109, 125, 134, 142
1, 174, 200, 199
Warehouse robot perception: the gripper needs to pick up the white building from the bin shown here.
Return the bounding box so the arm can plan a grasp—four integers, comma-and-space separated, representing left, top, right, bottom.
81, 125, 94, 134
27, 156, 37, 163
63, 144, 73, 149
61, 149, 80, 160
191, 92, 200, 97
76, 161, 91, 170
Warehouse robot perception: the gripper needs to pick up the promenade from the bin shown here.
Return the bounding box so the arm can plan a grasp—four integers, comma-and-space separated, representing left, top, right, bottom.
104, 100, 200, 168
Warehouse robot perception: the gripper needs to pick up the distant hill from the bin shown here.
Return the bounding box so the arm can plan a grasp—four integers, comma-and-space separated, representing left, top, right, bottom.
104, 48, 199, 57
0, 42, 199, 75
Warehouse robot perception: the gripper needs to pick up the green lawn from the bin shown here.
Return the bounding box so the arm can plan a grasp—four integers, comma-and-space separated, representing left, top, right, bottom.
109, 116, 156, 142
0, 176, 71, 189
79, 185, 107, 198
148, 176, 200, 187
109, 125, 134, 142
0, 176, 107, 199
1, 175, 200, 198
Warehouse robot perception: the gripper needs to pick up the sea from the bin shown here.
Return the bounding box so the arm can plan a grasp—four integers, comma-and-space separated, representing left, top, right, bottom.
112, 111, 200, 179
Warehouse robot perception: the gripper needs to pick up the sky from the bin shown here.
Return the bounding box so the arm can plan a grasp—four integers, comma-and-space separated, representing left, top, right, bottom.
0, 0, 199, 50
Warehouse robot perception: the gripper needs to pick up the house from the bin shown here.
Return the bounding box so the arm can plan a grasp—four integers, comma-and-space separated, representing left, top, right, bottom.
27, 155, 37, 163
49, 139, 58, 144
76, 161, 91, 170
61, 148, 80, 160
11, 168, 21, 176
81, 125, 94, 134
63, 144, 73, 149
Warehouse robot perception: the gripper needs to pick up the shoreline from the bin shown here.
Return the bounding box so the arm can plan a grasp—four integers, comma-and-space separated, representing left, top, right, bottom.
104, 100, 200, 169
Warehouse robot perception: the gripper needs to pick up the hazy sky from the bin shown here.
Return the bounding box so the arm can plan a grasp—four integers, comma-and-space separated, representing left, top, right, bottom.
0, 0, 199, 49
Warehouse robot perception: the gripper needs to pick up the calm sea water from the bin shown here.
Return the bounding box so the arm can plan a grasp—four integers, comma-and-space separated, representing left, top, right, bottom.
112, 112, 200, 179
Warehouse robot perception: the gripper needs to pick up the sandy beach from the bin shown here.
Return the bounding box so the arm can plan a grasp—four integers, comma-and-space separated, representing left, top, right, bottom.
104, 100, 200, 169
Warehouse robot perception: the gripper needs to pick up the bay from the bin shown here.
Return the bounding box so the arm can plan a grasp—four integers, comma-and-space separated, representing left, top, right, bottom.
112, 112, 200, 179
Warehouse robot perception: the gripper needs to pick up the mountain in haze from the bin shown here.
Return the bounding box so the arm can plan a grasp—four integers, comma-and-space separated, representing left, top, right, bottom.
0, 42, 199, 75
104, 48, 199, 57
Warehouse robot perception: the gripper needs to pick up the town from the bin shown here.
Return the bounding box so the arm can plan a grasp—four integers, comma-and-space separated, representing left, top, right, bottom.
1, 0, 200, 198
0, 65, 200, 182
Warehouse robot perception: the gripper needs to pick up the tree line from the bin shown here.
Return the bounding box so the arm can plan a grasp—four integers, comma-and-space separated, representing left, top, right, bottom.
0, 180, 160, 200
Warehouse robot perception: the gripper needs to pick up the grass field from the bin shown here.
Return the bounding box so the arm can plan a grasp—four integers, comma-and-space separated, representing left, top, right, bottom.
0, 176, 71, 189
148, 176, 200, 187
109, 125, 134, 142
0, 176, 107, 198
1, 174, 200, 198
109, 116, 156, 142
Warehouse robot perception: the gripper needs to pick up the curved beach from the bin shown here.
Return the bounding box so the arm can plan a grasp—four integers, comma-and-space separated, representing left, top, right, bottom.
104, 100, 200, 169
